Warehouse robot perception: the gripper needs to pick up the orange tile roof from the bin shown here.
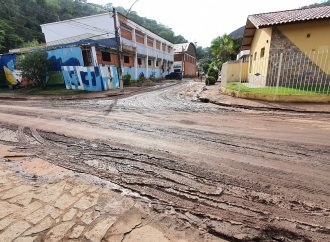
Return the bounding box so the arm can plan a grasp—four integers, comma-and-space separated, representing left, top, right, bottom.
248, 5, 330, 28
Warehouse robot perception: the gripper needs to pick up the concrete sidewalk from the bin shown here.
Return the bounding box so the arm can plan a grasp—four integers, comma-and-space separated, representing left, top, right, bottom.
198, 82, 330, 113
0, 144, 190, 242
0, 81, 178, 101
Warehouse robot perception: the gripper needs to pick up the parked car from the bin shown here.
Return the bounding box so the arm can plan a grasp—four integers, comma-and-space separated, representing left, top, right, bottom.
165, 72, 182, 80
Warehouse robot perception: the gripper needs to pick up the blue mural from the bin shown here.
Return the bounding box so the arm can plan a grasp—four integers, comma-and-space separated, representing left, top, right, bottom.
47, 47, 84, 71
123, 67, 136, 80
0, 54, 20, 86
61, 65, 119, 91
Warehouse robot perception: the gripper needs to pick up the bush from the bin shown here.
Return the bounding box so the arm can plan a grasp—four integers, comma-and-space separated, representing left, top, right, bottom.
205, 76, 216, 85
138, 72, 145, 82
16, 51, 51, 88
207, 67, 219, 80
123, 73, 131, 86
149, 71, 156, 80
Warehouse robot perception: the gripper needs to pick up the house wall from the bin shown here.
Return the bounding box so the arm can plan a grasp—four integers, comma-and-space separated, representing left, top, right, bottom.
278, 19, 330, 74
266, 25, 329, 87
184, 53, 196, 77
174, 54, 182, 62
248, 28, 272, 84
96, 51, 118, 66
47, 47, 84, 71
221, 61, 249, 85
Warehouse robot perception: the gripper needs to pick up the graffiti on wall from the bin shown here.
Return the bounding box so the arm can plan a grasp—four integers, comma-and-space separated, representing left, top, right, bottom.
61, 65, 119, 91
0, 54, 22, 86
48, 47, 84, 71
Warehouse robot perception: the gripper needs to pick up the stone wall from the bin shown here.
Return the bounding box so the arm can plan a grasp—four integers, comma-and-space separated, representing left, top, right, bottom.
266, 27, 329, 88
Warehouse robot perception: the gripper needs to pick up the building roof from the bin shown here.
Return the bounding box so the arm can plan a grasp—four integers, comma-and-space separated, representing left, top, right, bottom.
9, 35, 117, 54
241, 6, 330, 50
248, 5, 330, 28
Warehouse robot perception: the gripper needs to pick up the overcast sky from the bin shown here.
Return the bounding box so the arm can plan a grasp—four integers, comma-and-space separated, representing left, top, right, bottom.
88, 0, 319, 47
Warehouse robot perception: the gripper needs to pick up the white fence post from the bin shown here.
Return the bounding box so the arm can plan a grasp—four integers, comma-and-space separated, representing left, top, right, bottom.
238, 59, 243, 92
275, 53, 283, 95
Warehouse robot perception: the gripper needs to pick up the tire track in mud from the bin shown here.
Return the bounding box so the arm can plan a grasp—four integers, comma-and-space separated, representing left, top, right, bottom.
1, 125, 329, 241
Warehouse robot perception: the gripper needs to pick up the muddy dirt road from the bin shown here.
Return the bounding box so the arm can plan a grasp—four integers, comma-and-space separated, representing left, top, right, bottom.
0, 81, 329, 241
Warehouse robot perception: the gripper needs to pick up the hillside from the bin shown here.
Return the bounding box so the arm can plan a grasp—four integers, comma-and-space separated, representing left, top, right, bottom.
229, 26, 245, 39
0, 0, 187, 54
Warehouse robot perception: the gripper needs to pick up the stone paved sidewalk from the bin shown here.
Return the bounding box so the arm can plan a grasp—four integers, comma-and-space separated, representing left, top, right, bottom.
0, 144, 189, 242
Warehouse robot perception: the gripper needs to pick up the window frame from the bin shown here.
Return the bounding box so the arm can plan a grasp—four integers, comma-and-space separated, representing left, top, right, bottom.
123, 55, 130, 64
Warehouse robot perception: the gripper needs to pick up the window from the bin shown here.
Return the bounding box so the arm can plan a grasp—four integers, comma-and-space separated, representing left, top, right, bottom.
101, 51, 111, 62
156, 60, 159, 67
124, 56, 130, 64
249, 55, 253, 73
137, 58, 142, 65
148, 59, 152, 66
254, 52, 257, 61
260, 47, 265, 58
82, 49, 92, 66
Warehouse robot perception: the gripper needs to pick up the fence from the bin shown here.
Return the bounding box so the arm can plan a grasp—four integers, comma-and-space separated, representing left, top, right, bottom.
221, 49, 330, 96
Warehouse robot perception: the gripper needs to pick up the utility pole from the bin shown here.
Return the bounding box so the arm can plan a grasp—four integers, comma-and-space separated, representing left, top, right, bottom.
112, 8, 123, 89
181, 46, 184, 79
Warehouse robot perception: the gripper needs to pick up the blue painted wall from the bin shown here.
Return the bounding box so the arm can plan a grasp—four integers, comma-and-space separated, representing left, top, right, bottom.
61, 65, 119, 91
48, 47, 84, 71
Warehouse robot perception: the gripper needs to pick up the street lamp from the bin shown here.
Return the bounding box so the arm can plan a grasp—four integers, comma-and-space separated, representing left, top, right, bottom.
126, 0, 141, 17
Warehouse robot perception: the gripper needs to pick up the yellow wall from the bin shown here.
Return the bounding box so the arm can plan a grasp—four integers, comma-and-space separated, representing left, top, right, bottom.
248, 28, 272, 81
221, 61, 248, 84
250, 28, 272, 59
278, 19, 330, 74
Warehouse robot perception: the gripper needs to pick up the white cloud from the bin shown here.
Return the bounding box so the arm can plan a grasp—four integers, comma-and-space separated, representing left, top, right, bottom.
88, 0, 319, 47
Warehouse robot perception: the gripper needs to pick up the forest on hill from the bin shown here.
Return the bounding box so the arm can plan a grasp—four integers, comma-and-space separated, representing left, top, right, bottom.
0, 0, 187, 53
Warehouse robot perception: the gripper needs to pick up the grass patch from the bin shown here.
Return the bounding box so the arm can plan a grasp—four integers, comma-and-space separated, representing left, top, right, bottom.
0, 85, 88, 96
226, 82, 330, 96
0, 71, 89, 96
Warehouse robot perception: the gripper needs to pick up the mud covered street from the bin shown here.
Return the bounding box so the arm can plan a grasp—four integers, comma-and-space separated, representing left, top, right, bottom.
0, 80, 329, 241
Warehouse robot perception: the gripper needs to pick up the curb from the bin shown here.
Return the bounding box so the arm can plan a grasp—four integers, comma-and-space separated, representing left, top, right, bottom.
220, 87, 330, 103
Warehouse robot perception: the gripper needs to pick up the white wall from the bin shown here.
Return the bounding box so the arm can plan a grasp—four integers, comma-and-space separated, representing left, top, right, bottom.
41, 13, 116, 43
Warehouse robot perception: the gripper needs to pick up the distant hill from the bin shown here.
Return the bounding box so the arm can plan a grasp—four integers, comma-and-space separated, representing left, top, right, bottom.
0, 0, 187, 54
229, 26, 245, 39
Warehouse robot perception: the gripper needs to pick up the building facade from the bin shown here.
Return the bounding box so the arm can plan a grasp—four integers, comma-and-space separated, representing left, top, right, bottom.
239, 6, 330, 87
41, 11, 174, 83
173, 43, 197, 78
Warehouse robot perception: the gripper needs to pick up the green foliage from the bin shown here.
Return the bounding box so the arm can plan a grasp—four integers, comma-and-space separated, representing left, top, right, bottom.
116, 7, 187, 44
138, 72, 145, 82
196, 46, 210, 60
0, 0, 188, 53
210, 34, 241, 66
48, 71, 64, 85
19, 40, 40, 48
16, 51, 51, 87
0, 0, 105, 53
149, 71, 156, 80
0, 20, 25, 53
302, 0, 330, 8
123, 73, 131, 86
205, 76, 216, 85
207, 64, 219, 80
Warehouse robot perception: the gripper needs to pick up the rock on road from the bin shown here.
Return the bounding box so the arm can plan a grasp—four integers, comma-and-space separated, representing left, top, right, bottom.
0, 80, 329, 241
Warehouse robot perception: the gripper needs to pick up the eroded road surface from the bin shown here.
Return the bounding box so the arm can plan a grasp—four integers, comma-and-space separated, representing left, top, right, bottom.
0, 81, 329, 241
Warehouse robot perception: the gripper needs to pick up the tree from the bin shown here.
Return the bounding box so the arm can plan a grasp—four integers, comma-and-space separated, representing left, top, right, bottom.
16, 51, 51, 88
210, 34, 240, 64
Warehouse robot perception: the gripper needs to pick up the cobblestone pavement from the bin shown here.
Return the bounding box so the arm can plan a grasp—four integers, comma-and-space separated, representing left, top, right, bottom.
0, 144, 197, 242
